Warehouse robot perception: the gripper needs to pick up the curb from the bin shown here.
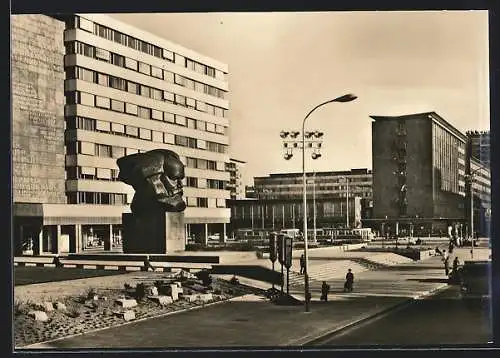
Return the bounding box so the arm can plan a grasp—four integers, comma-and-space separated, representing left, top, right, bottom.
18, 293, 256, 350
297, 283, 449, 346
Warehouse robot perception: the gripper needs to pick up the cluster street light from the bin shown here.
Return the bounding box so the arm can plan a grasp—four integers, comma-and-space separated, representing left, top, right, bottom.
465, 162, 490, 259
279, 93, 357, 312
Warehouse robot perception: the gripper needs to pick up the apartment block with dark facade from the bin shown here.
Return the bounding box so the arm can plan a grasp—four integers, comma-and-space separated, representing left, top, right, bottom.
12, 14, 232, 255
227, 169, 373, 233
225, 158, 246, 200
367, 111, 490, 238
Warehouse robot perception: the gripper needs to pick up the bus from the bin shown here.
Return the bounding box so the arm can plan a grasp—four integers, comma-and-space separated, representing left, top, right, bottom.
280, 229, 302, 239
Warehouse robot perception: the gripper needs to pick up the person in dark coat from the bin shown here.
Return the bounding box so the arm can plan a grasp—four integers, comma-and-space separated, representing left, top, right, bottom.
321, 281, 330, 302
299, 254, 305, 275
344, 269, 354, 292
443, 255, 450, 276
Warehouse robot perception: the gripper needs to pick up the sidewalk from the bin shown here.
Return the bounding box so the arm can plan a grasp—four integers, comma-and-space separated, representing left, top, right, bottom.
20, 254, 451, 349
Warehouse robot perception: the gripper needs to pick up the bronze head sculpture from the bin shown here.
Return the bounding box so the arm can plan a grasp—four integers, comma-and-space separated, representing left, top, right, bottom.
117, 149, 186, 215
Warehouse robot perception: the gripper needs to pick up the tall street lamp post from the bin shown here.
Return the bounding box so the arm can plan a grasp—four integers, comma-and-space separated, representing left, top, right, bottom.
280, 93, 357, 312
306, 171, 318, 244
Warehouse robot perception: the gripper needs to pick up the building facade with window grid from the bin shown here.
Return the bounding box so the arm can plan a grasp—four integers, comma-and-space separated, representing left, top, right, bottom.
226, 169, 373, 233
367, 112, 490, 238
12, 14, 232, 255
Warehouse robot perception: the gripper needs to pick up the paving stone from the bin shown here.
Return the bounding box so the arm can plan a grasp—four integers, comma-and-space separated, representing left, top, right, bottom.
148, 295, 173, 306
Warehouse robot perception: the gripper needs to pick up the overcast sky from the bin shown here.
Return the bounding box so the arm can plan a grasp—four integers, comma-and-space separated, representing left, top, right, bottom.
111, 11, 490, 187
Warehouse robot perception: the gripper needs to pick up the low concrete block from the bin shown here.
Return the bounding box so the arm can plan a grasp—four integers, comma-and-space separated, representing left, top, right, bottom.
55, 302, 67, 311
149, 295, 173, 305
198, 293, 213, 302
148, 286, 159, 296
42, 302, 54, 312
116, 298, 138, 308
183, 294, 199, 302
28, 310, 49, 322
123, 310, 135, 321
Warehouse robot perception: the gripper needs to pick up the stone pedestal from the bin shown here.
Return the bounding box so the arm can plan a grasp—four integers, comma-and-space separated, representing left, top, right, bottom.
122, 211, 186, 254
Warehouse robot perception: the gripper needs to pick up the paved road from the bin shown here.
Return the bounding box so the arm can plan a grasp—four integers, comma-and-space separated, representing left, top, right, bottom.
311, 286, 492, 346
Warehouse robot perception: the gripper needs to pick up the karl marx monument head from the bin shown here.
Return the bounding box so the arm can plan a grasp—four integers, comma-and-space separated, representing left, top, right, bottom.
117, 149, 186, 215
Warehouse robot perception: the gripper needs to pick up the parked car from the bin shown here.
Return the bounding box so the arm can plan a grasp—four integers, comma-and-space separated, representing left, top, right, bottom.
460, 260, 491, 298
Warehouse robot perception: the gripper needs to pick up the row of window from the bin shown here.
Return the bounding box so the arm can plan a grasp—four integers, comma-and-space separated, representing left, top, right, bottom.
72, 16, 226, 81
67, 191, 128, 205
185, 177, 226, 190
67, 65, 227, 118
66, 42, 226, 101
185, 197, 226, 208
66, 140, 226, 172
67, 116, 228, 154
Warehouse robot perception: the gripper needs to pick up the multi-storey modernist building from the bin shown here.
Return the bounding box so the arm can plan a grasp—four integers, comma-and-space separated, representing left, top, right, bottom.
225, 158, 246, 200
368, 111, 488, 237
227, 169, 373, 232
466, 130, 490, 167
466, 156, 491, 238
12, 14, 231, 255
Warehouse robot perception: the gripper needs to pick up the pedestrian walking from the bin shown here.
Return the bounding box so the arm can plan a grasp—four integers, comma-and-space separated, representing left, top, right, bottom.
452, 256, 460, 273
344, 269, 354, 292
443, 255, 450, 277
299, 253, 305, 275
321, 281, 330, 302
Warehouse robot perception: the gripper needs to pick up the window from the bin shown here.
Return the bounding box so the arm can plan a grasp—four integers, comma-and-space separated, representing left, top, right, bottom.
79, 141, 95, 155
187, 118, 196, 129
163, 91, 175, 102
147, 89, 161, 101
175, 115, 187, 126
195, 82, 204, 93
78, 16, 94, 32
187, 137, 197, 148
151, 109, 163, 121
164, 71, 174, 83
139, 128, 152, 140
215, 107, 224, 118
125, 103, 138, 115
175, 54, 185, 65
187, 158, 197, 168
76, 67, 95, 82
198, 178, 207, 188
206, 66, 216, 77
186, 177, 198, 187
151, 66, 163, 79
164, 112, 175, 123
97, 73, 108, 86
164, 133, 175, 144
113, 31, 127, 45
186, 97, 196, 108
95, 48, 110, 61
196, 101, 206, 112
197, 140, 206, 150
95, 96, 110, 109
215, 124, 225, 134
187, 197, 197, 207
208, 161, 217, 170
175, 135, 188, 147
110, 146, 125, 159
140, 85, 150, 98
111, 123, 125, 133
76, 117, 96, 131
138, 106, 151, 119
138, 62, 150, 75
186, 58, 196, 71
197, 159, 208, 170
196, 120, 206, 131
111, 99, 125, 112
96, 143, 112, 157
216, 198, 226, 208
126, 148, 139, 155
125, 126, 139, 137
109, 76, 126, 90
206, 122, 216, 132
97, 168, 112, 179
127, 81, 139, 95
111, 53, 125, 67
208, 199, 217, 208
174, 74, 185, 86
125, 57, 138, 70
194, 62, 205, 74
95, 120, 110, 132
175, 94, 186, 106
197, 198, 208, 208
185, 78, 195, 90
75, 41, 95, 57
152, 131, 163, 143
79, 92, 95, 106
163, 49, 174, 61
206, 104, 216, 115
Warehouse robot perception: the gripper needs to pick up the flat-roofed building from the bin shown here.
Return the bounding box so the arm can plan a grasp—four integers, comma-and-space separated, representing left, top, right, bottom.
12, 14, 231, 254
